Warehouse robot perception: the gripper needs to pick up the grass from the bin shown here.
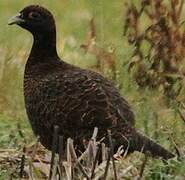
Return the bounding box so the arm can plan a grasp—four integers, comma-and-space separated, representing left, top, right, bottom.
0, 0, 185, 179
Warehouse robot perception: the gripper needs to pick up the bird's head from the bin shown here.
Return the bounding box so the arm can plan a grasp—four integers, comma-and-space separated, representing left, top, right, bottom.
8, 5, 56, 35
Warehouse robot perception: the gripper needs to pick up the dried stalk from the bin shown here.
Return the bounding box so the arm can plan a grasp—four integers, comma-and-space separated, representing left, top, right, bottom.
138, 154, 148, 179
107, 130, 117, 180
20, 146, 26, 178
68, 138, 90, 180
58, 135, 64, 179
49, 125, 59, 180
102, 150, 111, 180
90, 144, 101, 179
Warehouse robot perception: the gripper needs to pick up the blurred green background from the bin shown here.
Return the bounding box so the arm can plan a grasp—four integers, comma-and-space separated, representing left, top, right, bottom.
0, 0, 185, 179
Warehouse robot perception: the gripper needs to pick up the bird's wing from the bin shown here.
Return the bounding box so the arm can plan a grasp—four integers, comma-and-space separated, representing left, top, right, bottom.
24, 65, 135, 143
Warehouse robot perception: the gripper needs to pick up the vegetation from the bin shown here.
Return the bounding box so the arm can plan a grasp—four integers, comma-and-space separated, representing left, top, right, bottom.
0, 0, 184, 179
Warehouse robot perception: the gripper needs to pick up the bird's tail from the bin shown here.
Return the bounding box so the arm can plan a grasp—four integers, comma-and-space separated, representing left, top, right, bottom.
128, 131, 175, 160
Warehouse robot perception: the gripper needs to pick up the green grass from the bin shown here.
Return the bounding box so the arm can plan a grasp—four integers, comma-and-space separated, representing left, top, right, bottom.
0, 0, 185, 179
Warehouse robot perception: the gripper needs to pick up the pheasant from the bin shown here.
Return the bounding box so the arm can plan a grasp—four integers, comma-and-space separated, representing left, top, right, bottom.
8, 5, 175, 159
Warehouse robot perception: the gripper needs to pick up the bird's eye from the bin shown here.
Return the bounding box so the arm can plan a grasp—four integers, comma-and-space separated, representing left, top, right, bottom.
28, 12, 41, 20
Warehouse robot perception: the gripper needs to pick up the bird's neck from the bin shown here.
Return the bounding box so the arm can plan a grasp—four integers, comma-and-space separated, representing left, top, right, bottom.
29, 30, 58, 60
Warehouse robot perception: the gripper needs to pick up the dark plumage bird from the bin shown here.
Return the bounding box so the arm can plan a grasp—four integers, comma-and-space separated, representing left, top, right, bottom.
9, 5, 174, 159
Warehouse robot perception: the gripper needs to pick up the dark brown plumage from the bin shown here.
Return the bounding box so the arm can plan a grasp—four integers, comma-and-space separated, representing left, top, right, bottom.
9, 5, 175, 159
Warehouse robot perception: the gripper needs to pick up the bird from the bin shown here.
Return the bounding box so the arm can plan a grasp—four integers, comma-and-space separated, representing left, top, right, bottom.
8, 5, 175, 160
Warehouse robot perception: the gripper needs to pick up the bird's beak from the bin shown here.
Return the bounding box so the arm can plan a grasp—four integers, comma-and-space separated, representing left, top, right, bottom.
8, 13, 25, 25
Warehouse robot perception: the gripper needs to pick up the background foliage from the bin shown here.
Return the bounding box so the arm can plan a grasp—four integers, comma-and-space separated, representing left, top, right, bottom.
0, 0, 184, 179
